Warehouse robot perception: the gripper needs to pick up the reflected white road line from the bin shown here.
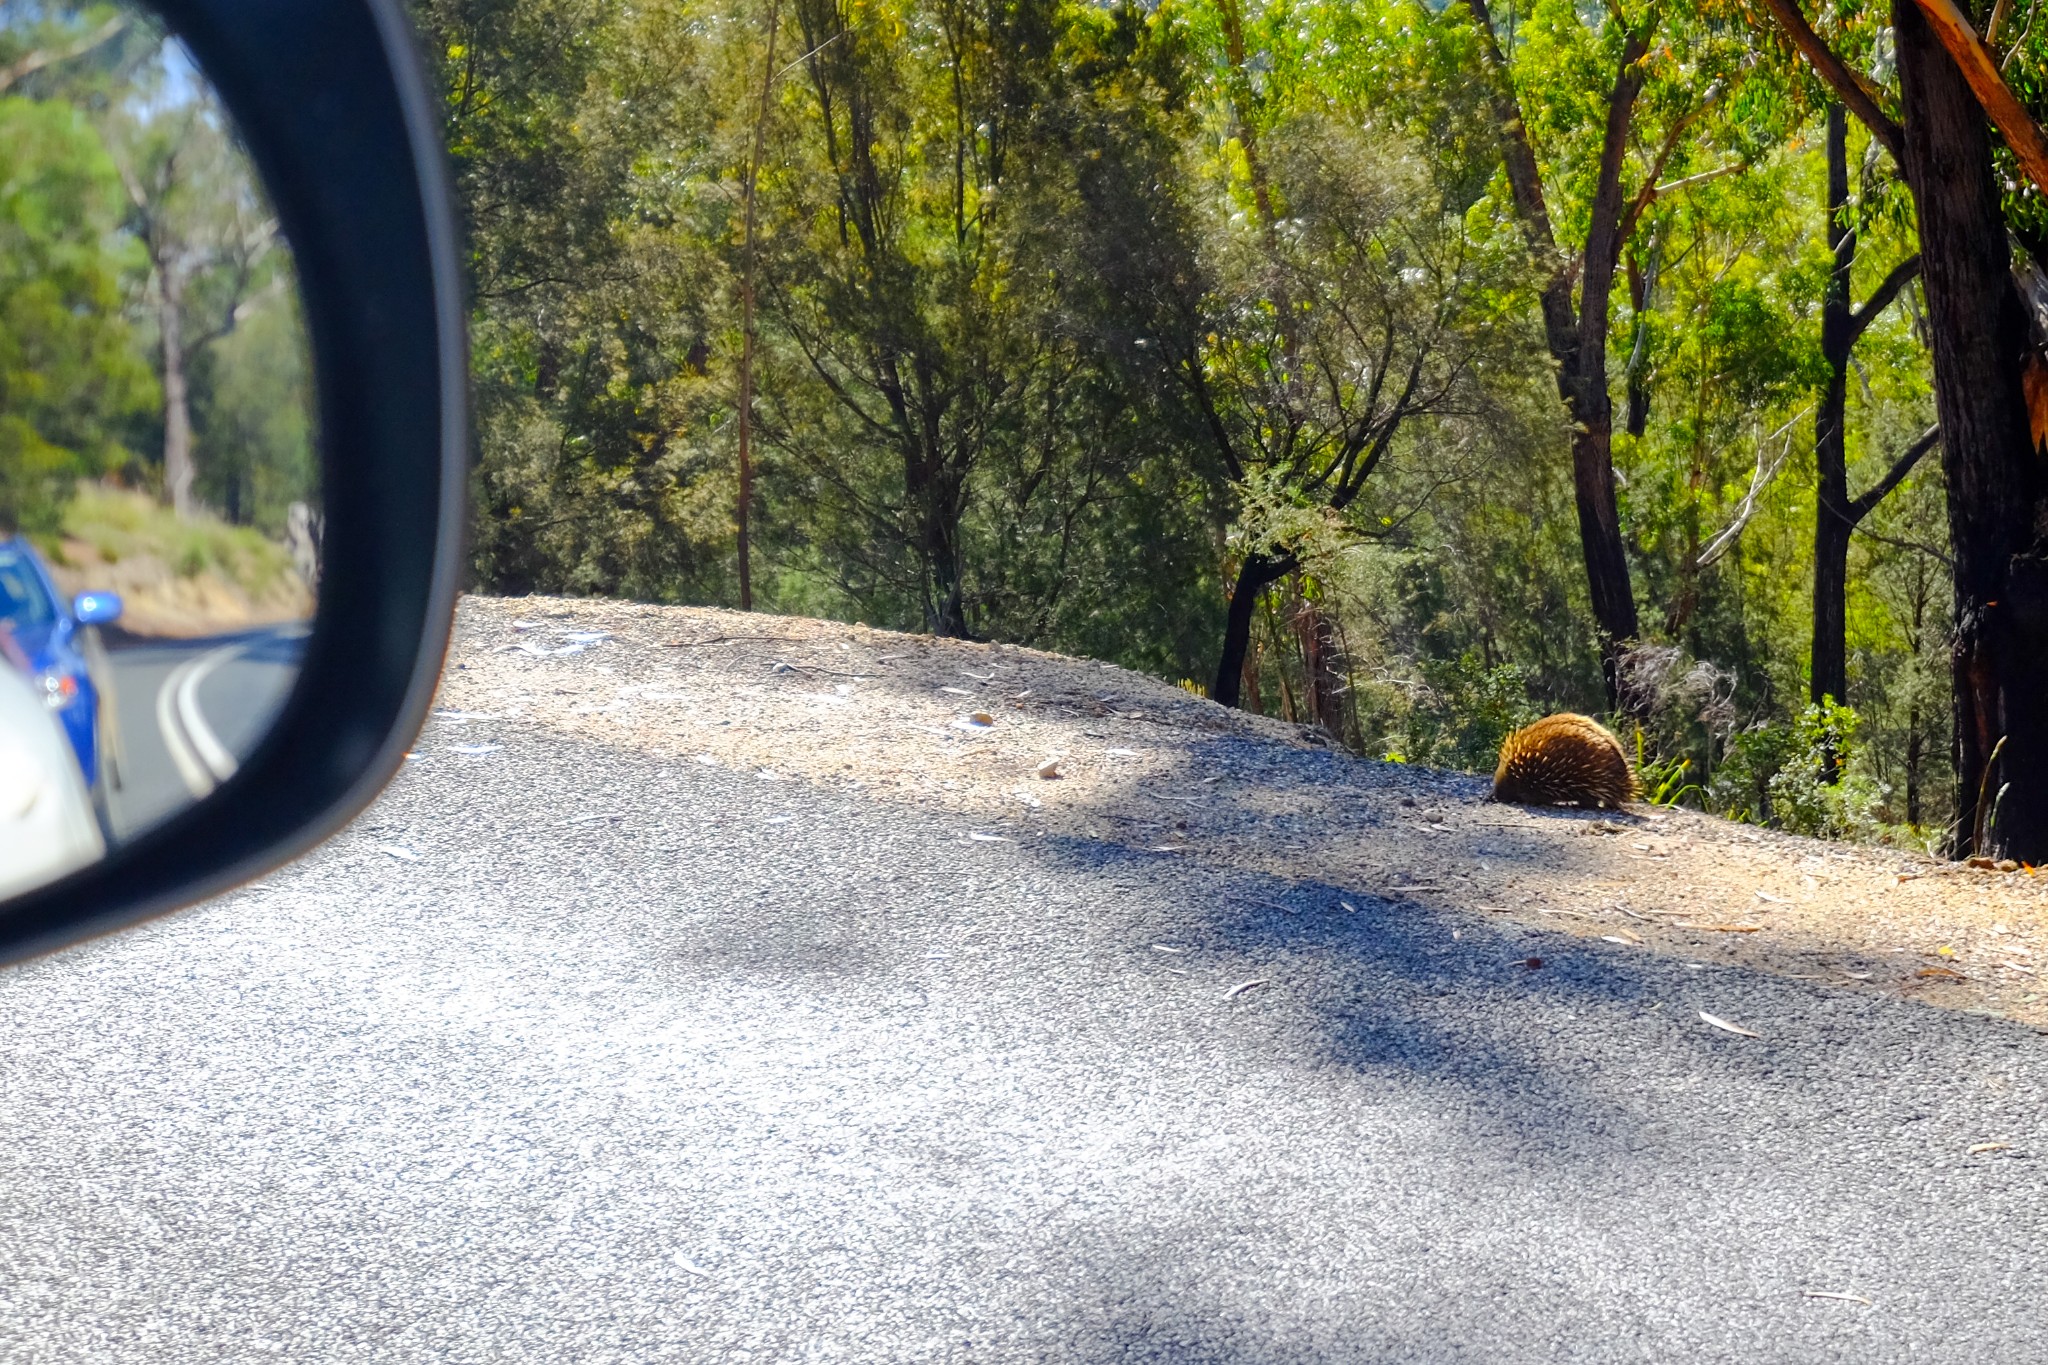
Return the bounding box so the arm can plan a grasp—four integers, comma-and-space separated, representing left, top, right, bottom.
178, 646, 241, 783
154, 642, 246, 800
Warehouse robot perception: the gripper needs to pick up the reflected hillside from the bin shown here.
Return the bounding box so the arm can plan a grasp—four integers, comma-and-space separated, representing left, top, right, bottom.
0, 2, 317, 639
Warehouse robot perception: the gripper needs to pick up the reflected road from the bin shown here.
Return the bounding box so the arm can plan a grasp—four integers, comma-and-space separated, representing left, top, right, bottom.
97, 625, 307, 841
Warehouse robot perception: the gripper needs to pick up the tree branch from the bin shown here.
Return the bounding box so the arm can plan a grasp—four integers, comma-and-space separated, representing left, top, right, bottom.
1853, 521, 1954, 566
1754, 0, 1905, 160
1462, 0, 1557, 255
1846, 252, 1922, 346
1847, 423, 1941, 522
1617, 88, 1726, 249
1461, 0, 1584, 364
1651, 161, 1747, 198
1908, 0, 2048, 199
1698, 404, 1809, 568
0, 15, 125, 95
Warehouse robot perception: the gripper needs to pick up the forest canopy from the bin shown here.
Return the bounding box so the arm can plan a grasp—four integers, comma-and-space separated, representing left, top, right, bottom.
0, 1, 313, 540
420, 0, 2048, 861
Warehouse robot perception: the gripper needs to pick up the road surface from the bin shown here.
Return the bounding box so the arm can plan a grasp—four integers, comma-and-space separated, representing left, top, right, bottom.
96, 625, 307, 842
0, 713, 2042, 1361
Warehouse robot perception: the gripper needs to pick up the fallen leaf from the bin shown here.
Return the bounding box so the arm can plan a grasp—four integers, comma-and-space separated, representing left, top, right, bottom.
1224, 978, 1271, 1000
1675, 923, 1764, 933
377, 845, 419, 862
1699, 1011, 1760, 1038
1801, 1290, 1872, 1306
1916, 966, 1968, 980
1150, 944, 1186, 954
1754, 890, 1787, 903
1338, 900, 1360, 913
969, 711, 996, 725
967, 831, 1012, 843
1967, 1142, 2012, 1155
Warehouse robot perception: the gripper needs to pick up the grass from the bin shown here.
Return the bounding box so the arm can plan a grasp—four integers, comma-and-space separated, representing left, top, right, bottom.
37, 482, 300, 598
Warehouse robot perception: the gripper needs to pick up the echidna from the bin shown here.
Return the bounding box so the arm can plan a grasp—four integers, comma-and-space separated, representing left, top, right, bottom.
1491, 713, 1637, 809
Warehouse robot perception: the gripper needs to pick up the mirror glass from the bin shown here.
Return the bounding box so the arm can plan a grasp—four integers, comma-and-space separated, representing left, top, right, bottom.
0, 2, 314, 897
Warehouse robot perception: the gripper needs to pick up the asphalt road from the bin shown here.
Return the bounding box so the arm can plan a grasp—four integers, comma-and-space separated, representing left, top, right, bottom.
0, 717, 2043, 1362
96, 626, 308, 842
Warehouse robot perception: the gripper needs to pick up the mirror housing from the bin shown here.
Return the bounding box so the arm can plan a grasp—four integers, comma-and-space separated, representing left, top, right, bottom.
0, 0, 466, 964
70, 593, 122, 628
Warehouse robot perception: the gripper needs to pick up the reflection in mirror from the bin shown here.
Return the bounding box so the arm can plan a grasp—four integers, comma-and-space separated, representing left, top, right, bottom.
0, 3, 315, 897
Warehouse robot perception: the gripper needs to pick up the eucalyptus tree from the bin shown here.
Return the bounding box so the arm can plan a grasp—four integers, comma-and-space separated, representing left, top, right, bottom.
764, 0, 1086, 637
110, 87, 278, 519
1458, 0, 1775, 709
1809, 102, 1932, 757
0, 91, 154, 532
1759, 0, 2048, 857
1117, 0, 1535, 720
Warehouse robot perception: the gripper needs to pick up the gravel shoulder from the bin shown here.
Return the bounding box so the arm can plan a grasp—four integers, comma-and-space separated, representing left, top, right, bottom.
435, 595, 2048, 1030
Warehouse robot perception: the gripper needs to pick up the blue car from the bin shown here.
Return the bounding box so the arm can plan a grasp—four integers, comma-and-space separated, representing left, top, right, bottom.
0, 538, 122, 791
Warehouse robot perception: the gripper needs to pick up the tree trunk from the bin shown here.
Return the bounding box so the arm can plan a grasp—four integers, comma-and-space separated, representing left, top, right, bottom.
1907, 699, 1924, 826
1895, 0, 2048, 860
1812, 105, 1856, 754
923, 447, 970, 637
735, 252, 759, 618
736, 0, 782, 613
1570, 410, 1640, 704
1297, 594, 1347, 738
1239, 637, 1264, 714
1211, 551, 1291, 708
160, 264, 195, 519
1623, 234, 1660, 439
1463, 0, 1647, 713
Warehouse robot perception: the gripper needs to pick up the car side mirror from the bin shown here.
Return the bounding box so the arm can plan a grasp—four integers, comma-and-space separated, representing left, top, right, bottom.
0, 0, 465, 963
71, 593, 122, 628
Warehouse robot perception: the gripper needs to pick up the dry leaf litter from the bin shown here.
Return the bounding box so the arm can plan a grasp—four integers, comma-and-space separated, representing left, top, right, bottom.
431, 596, 2048, 1029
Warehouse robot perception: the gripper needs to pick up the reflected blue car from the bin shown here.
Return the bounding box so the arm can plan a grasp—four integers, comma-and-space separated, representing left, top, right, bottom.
0, 539, 121, 789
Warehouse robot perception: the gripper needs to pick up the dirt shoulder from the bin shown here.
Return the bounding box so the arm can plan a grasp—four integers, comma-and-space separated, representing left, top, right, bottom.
430, 595, 2048, 1028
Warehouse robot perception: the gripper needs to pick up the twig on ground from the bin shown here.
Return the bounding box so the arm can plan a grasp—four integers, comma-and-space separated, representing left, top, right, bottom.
663, 634, 806, 647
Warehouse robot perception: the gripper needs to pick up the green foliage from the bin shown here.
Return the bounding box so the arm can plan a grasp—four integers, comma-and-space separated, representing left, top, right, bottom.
1397, 657, 1539, 771
1637, 751, 1703, 809
423, 0, 1968, 850
189, 291, 315, 534
1710, 699, 1884, 840
50, 482, 298, 597
0, 94, 155, 532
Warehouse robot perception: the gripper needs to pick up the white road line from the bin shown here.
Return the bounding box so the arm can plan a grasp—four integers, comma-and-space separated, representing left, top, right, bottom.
155, 657, 215, 800
177, 645, 243, 783
154, 642, 247, 800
